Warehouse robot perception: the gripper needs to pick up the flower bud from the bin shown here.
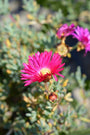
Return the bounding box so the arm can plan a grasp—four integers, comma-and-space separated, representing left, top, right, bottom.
49, 92, 57, 102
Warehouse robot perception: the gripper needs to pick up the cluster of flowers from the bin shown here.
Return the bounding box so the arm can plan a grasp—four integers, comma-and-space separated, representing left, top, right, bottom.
21, 24, 90, 87
56, 24, 90, 53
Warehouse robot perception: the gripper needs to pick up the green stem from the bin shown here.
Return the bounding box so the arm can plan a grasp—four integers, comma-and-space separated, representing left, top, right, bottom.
70, 43, 78, 52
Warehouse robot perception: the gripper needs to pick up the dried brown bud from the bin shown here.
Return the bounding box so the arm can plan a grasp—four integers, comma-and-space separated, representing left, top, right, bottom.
49, 92, 57, 102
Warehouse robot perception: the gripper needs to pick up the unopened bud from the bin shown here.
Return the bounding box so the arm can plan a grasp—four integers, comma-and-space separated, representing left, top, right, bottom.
49, 92, 57, 102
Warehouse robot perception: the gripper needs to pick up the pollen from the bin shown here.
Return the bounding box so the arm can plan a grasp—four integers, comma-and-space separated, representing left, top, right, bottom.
40, 68, 51, 75
57, 44, 68, 56
40, 68, 51, 82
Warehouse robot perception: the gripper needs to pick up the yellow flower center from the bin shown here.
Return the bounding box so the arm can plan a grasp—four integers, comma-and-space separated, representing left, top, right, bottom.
40, 68, 51, 82
57, 44, 68, 56
40, 68, 51, 75
77, 42, 85, 51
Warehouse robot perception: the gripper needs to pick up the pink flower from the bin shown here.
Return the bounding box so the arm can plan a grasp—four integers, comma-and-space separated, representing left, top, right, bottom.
56, 23, 75, 38
72, 26, 90, 53
21, 51, 65, 86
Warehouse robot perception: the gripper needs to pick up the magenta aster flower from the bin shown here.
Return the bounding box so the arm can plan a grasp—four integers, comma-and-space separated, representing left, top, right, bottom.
56, 23, 75, 38
72, 26, 90, 53
21, 51, 65, 86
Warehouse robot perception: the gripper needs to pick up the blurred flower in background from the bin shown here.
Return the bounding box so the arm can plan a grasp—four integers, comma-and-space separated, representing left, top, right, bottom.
72, 26, 90, 53
56, 23, 75, 39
